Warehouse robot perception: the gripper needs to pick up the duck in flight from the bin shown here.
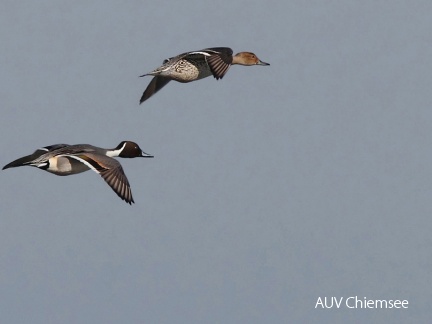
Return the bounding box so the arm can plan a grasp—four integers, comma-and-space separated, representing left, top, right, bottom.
139, 47, 270, 104
2, 141, 153, 204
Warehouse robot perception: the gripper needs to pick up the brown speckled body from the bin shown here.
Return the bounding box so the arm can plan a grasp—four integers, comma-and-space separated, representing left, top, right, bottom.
148, 57, 212, 82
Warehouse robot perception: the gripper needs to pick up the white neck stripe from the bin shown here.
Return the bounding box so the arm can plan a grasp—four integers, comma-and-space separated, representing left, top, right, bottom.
106, 142, 127, 157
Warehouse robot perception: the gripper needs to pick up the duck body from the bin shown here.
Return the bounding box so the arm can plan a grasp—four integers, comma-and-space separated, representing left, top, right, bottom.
146, 51, 215, 82
2, 141, 153, 204
139, 47, 269, 104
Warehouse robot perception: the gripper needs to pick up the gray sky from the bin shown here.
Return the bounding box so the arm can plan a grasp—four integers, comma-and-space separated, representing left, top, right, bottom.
1, 1, 431, 323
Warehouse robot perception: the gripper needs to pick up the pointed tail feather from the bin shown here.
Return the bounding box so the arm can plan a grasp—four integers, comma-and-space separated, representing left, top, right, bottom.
3, 153, 41, 170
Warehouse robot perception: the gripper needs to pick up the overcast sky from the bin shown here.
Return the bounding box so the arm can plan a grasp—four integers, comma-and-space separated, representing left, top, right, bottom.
1, 1, 432, 323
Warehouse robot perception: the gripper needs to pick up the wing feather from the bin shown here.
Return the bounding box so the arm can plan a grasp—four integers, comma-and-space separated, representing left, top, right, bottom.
66, 154, 134, 204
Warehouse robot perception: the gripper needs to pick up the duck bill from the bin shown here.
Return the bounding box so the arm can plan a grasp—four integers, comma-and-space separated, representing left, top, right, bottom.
141, 151, 154, 158
257, 60, 270, 66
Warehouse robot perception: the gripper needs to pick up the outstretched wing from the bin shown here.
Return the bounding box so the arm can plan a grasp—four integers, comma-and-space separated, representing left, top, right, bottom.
66, 153, 134, 204
202, 48, 233, 80
139, 76, 171, 104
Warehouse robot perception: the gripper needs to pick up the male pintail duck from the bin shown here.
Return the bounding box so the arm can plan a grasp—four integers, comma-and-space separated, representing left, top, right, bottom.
139, 47, 270, 104
2, 141, 153, 205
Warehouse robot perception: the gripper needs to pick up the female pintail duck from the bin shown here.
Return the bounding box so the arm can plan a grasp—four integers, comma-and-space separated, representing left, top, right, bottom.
2, 141, 153, 205
139, 47, 270, 104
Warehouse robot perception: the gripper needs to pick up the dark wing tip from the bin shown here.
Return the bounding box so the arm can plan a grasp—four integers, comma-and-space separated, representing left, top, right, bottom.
100, 166, 135, 205
127, 196, 135, 205
140, 76, 171, 104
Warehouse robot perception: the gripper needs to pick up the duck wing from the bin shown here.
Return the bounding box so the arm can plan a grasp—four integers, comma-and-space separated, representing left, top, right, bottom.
66, 153, 134, 204
139, 76, 171, 104
202, 48, 233, 80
